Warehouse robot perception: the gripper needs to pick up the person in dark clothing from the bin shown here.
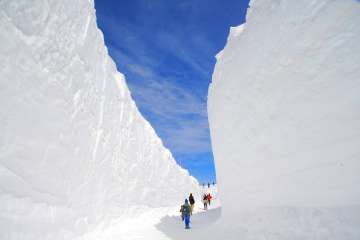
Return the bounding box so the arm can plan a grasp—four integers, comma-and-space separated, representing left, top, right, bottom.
180, 199, 191, 229
188, 193, 195, 215
202, 194, 208, 210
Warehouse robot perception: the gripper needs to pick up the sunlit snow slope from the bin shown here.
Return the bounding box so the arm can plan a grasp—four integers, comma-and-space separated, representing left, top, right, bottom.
0, 0, 198, 239
209, 0, 360, 238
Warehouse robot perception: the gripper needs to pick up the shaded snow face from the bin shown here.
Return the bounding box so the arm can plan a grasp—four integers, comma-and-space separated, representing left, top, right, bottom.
209, 0, 360, 212
0, 0, 198, 239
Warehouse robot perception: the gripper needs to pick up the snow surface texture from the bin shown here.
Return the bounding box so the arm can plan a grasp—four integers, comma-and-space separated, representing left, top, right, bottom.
0, 0, 199, 239
208, 0, 360, 238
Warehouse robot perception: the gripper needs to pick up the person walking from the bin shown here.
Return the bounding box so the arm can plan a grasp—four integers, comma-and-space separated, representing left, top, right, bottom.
189, 193, 195, 215
202, 193, 208, 210
207, 193, 212, 206
180, 199, 191, 229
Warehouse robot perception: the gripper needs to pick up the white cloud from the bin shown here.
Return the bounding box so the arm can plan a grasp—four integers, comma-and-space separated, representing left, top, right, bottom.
125, 63, 211, 155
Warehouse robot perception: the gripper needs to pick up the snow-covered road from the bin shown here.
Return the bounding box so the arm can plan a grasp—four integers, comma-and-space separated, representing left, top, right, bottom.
75, 198, 360, 240
75, 199, 221, 240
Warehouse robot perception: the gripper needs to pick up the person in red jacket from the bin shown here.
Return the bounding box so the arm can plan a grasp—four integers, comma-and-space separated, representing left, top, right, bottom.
207, 193, 212, 206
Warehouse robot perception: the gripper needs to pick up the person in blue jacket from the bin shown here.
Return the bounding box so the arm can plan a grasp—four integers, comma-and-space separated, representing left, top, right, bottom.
180, 199, 191, 229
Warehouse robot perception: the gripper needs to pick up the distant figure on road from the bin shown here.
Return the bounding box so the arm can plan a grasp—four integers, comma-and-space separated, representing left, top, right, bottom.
180, 199, 191, 229
202, 193, 208, 210
208, 182, 210, 188
207, 193, 212, 206
188, 193, 195, 215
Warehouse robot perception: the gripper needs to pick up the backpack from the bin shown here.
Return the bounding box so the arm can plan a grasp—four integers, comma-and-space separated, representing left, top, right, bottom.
181, 204, 190, 215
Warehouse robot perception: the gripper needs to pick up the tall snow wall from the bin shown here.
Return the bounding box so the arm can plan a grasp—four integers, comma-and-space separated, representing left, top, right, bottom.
208, 0, 360, 238
0, 0, 198, 239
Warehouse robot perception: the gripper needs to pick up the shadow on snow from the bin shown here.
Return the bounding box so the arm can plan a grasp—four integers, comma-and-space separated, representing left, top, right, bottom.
155, 207, 221, 239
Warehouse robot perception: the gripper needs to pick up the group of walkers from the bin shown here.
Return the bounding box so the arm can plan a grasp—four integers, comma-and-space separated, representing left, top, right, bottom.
202, 182, 215, 188
179, 192, 213, 229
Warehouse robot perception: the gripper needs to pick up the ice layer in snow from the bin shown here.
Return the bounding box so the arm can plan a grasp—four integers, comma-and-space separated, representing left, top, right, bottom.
0, 0, 198, 239
208, 0, 360, 238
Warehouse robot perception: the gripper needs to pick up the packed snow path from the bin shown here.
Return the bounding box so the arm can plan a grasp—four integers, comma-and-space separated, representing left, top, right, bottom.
74, 197, 360, 240
74, 199, 221, 240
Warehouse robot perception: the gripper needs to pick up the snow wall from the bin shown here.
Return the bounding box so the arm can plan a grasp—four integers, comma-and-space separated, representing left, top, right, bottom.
0, 0, 198, 239
209, 0, 360, 238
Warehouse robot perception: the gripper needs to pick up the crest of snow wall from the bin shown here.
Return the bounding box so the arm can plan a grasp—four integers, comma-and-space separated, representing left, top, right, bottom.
0, 0, 198, 238
209, 0, 360, 214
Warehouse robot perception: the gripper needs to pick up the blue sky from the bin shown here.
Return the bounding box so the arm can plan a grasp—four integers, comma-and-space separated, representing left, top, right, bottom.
94, 0, 249, 183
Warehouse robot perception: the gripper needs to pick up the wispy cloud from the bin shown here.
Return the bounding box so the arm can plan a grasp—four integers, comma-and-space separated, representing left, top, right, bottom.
128, 75, 206, 118
97, 11, 213, 76
124, 62, 211, 155
105, 36, 211, 155
163, 117, 211, 155
152, 31, 211, 77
